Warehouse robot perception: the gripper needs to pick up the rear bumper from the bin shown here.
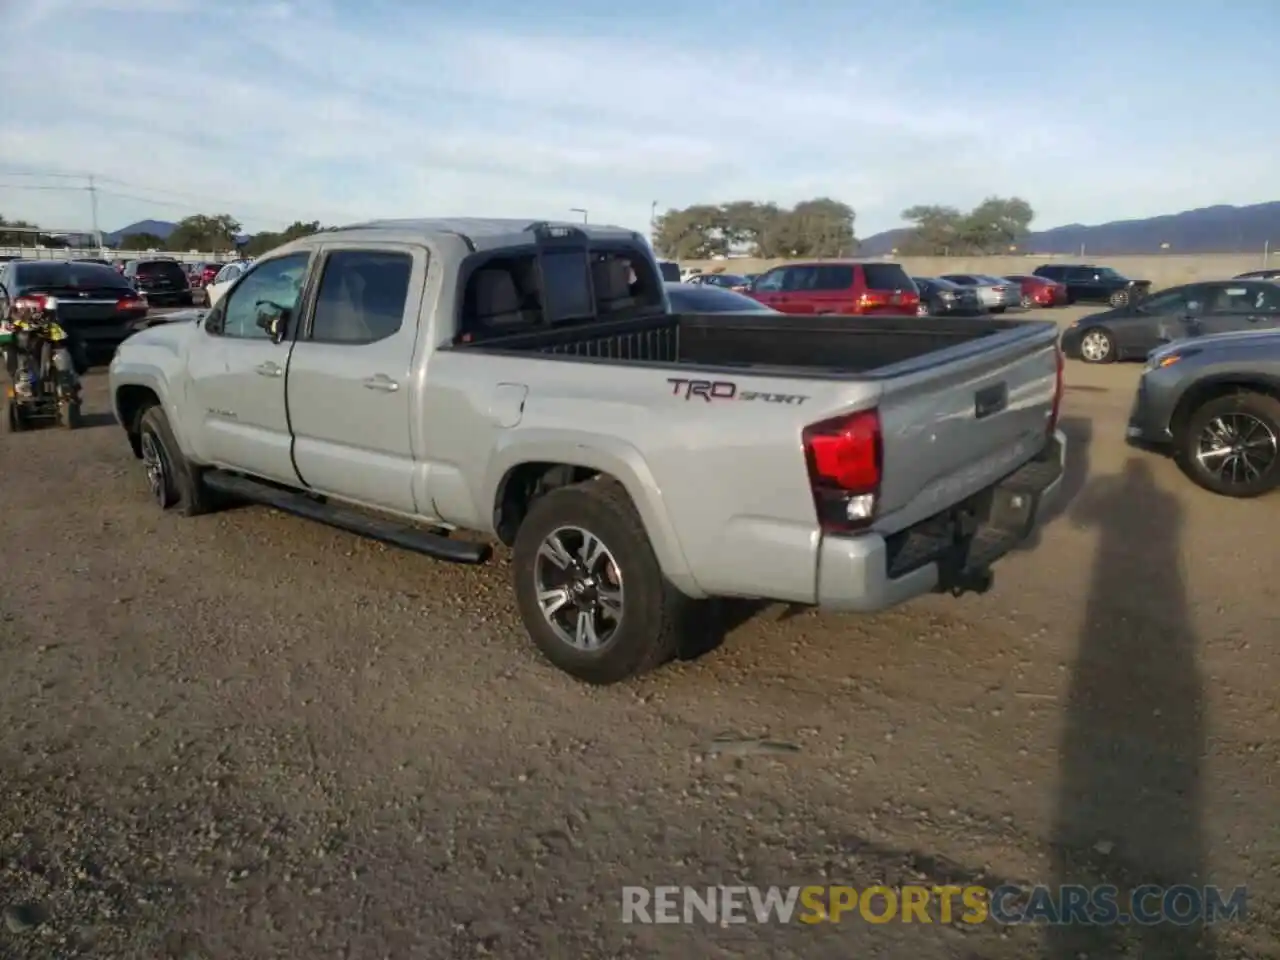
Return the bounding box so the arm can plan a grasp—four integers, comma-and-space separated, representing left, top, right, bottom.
815, 430, 1067, 612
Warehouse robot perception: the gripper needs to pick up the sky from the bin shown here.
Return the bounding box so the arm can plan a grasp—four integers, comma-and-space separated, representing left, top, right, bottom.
0, 0, 1276, 238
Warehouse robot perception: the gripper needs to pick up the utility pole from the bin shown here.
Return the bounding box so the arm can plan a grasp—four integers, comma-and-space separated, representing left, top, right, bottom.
87, 174, 101, 250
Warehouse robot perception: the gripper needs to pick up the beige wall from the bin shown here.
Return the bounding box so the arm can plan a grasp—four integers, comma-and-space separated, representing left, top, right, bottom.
679, 254, 1271, 289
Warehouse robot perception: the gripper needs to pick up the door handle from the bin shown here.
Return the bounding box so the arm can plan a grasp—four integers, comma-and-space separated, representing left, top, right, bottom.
362, 374, 399, 392
256, 361, 282, 377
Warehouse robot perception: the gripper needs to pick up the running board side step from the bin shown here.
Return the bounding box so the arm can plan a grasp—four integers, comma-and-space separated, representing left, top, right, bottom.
202, 471, 492, 565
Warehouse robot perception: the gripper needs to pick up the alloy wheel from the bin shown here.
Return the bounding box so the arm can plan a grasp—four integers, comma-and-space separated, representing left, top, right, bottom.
1080, 330, 1112, 362
1195, 413, 1279, 488
533, 526, 624, 651
140, 431, 167, 506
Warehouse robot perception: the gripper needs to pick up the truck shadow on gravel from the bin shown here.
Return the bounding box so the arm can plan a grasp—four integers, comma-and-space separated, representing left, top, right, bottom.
1047, 457, 1214, 959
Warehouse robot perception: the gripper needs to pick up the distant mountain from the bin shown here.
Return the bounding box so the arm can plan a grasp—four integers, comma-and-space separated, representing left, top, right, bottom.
104, 219, 177, 245
860, 201, 1280, 257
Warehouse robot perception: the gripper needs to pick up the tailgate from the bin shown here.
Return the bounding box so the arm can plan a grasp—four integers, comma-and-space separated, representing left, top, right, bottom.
871, 321, 1060, 532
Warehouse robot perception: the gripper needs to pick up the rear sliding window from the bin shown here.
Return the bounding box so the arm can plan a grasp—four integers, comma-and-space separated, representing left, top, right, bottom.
14, 262, 131, 291
458, 247, 663, 342
861, 263, 913, 291
658, 261, 681, 282
814, 265, 854, 290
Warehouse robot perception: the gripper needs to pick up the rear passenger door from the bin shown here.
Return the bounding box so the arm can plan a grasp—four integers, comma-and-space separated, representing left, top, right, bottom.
1195, 282, 1280, 336
805, 264, 857, 314
285, 244, 427, 515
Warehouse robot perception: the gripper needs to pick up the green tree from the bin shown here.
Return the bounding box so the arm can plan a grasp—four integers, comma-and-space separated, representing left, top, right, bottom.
901, 197, 1034, 255
0, 214, 39, 246
166, 213, 242, 252
242, 220, 326, 258
654, 198, 857, 259
118, 231, 167, 251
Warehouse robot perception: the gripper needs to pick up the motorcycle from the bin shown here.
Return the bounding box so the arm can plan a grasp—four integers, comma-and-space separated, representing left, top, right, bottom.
0, 283, 84, 431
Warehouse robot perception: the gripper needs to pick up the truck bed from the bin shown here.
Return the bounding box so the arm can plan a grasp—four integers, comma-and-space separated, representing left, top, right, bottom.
455, 312, 1043, 377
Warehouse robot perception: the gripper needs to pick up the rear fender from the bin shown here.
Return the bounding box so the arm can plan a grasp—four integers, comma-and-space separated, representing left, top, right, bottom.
485, 429, 702, 597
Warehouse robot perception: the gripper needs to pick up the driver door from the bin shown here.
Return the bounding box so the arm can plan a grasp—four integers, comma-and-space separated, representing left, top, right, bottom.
185, 252, 311, 483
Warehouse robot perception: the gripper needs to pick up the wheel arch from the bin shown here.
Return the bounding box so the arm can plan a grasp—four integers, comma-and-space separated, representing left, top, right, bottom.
1169, 375, 1280, 441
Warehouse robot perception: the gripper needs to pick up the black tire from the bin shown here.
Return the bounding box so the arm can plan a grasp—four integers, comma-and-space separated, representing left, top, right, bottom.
137, 404, 215, 516
1109, 289, 1129, 308
5, 401, 24, 433
991, 305, 1006, 314
1078, 327, 1115, 364
59, 401, 82, 430
1176, 392, 1280, 498
512, 477, 693, 684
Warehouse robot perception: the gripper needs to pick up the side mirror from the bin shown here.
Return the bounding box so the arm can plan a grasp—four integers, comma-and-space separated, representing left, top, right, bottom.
254, 301, 288, 343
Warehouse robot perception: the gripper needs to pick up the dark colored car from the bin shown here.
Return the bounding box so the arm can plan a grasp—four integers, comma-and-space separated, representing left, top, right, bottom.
74, 257, 111, 266
690, 272, 749, 290
748, 260, 919, 316
1060, 279, 1280, 363
1004, 274, 1068, 308
663, 281, 777, 313
123, 257, 193, 306
0, 259, 150, 371
657, 260, 681, 283
1032, 263, 1151, 307
912, 276, 982, 316
1233, 268, 1280, 281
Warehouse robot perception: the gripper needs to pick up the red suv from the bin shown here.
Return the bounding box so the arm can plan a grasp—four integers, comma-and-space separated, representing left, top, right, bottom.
747, 260, 919, 316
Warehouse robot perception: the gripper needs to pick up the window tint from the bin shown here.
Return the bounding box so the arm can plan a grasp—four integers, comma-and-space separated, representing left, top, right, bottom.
14, 262, 130, 291
219, 253, 310, 339
814, 265, 854, 290
781, 266, 818, 291
665, 283, 775, 313
658, 261, 681, 282
136, 260, 188, 282
1207, 283, 1271, 313
1065, 267, 1096, 282
753, 269, 785, 292
310, 250, 413, 344
941, 274, 974, 285
1138, 286, 1191, 314
1255, 284, 1280, 312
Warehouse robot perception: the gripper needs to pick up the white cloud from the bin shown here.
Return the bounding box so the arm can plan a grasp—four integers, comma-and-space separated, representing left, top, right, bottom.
0, 2, 1272, 237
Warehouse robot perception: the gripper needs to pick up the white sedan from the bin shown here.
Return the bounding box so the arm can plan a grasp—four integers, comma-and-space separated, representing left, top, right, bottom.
205, 259, 253, 307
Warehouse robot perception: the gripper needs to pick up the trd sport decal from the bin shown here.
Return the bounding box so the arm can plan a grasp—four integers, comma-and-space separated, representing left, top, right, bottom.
666, 378, 810, 405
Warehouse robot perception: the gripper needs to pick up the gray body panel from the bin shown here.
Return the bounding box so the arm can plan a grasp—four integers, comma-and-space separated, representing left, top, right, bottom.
110, 218, 1065, 610
1128, 329, 1280, 445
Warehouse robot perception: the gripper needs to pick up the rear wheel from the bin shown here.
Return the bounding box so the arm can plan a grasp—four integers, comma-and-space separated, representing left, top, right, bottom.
1079, 327, 1115, 364
1177, 392, 1280, 498
512, 477, 692, 684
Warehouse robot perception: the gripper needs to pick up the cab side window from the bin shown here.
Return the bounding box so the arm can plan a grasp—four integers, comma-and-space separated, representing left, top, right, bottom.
218, 253, 310, 339
309, 250, 413, 345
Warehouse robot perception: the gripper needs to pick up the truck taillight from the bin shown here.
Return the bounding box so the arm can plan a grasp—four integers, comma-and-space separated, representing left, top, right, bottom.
1048, 346, 1064, 436
802, 409, 882, 533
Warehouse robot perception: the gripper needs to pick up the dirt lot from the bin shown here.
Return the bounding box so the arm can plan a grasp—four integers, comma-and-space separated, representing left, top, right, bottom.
2, 305, 1278, 959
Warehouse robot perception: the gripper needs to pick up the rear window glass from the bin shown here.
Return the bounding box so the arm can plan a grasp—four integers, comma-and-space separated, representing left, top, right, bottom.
14, 262, 131, 290
861, 263, 913, 291
658, 261, 681, 282
137, 260, 188, 281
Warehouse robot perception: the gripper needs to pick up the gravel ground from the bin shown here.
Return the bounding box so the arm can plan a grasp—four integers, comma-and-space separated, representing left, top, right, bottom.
2, 308, 1278, 958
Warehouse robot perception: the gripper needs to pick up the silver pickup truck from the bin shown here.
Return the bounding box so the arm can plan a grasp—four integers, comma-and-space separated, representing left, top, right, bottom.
109, 218, 1067, 684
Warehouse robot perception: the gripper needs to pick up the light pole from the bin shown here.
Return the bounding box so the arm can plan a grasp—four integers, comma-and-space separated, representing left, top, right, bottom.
570, 207, 588, 223
650, 200, 658, 241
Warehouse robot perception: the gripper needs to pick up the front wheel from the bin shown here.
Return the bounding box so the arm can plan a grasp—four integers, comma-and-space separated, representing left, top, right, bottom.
1177, 392, 1280, 498
512, 477, 692, 684
1078, 327, 1115, 364
137, 405, 216, 516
